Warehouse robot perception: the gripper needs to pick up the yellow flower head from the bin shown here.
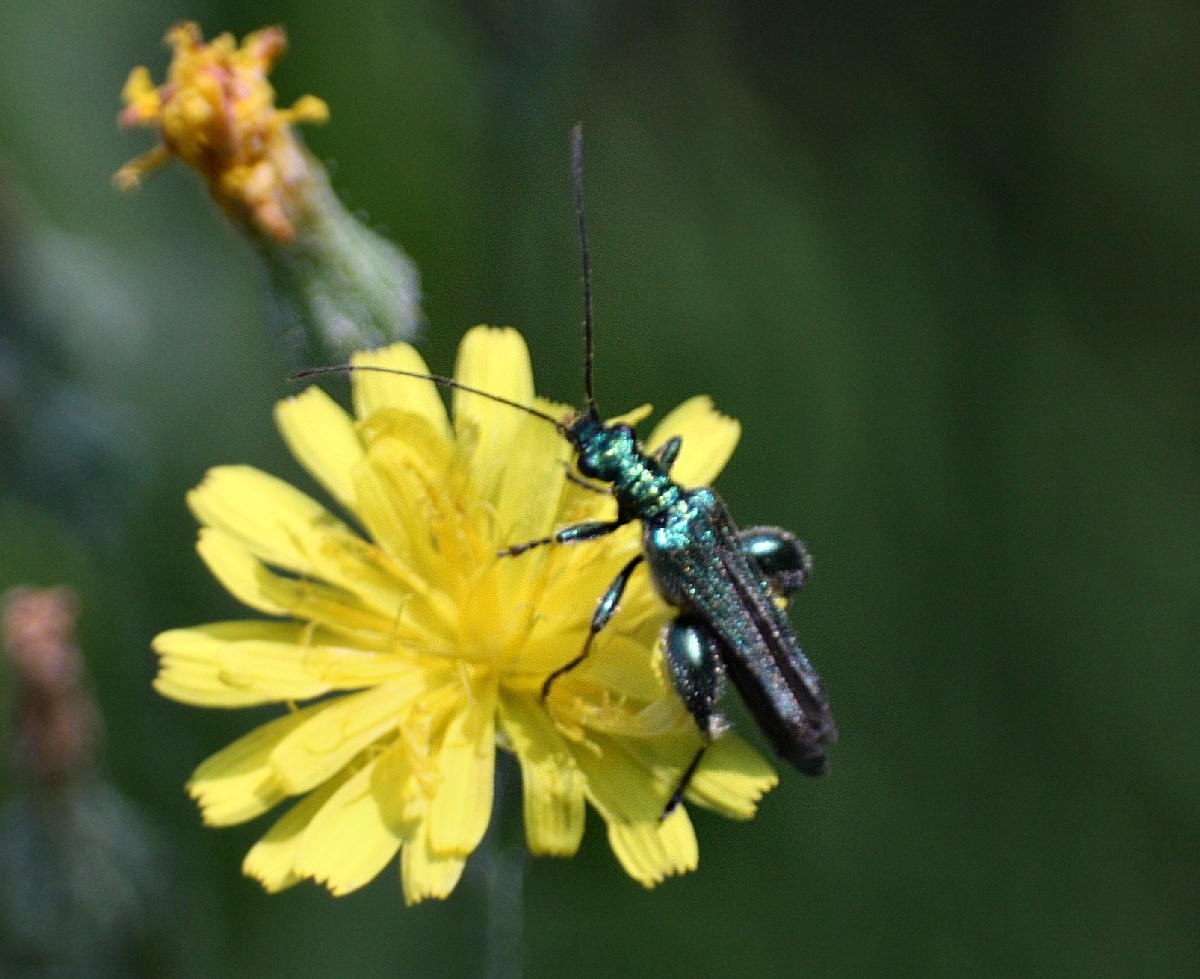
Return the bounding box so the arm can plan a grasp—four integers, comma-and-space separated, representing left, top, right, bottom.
115, 22, 329, 242
153, 327, 777, 902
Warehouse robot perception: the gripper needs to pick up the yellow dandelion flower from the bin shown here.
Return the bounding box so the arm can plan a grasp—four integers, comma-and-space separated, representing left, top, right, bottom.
153, 326, 778, 901
115, 21, 328, 242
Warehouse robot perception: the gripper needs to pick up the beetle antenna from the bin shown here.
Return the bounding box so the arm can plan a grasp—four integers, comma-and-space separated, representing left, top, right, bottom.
572, 124, 600, 421
291, 364, 568, 436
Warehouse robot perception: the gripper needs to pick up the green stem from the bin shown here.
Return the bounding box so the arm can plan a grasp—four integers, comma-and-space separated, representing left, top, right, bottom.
478, 751, 527, 979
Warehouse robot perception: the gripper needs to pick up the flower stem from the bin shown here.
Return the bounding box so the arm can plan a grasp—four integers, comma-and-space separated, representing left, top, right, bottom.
477, 751, 527, 979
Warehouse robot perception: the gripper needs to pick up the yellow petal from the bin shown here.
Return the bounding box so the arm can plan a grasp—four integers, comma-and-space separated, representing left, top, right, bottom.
452, 326, 534, 423
573, 688, 694, 744
195, 527, 399, 635
686, 734, 778, 819
119, 65, 160, 119
293, 752, 403, 895
647, 395, 740, 487
188, 708, 319, 825
452, 327, 535, 499
195, 527, 287, 616
606, 807, 698, 887
188, 465, 354, 577
499, 693, 585, 856
187, 464, 327, 563
243, 768, 353, 892
188, 469, 404, 615
575, 733, 674, 824
350, 412, 454, 578
153, 622, 330, 706
153, 621, 418, 708
609, 403, 653, 428
274, 386, 363, 512
428, 681, 497, 854
357, 407, 452, 478
491, 408, 573, 546
351, 344, 450, 440
519, 525, 650, 679
401, 820, 467, 906
479, 406, 576, 613
575, 631, 672, 707
284, 93, 329, 125
268, 682, 419, 794
113, 146, 171, 190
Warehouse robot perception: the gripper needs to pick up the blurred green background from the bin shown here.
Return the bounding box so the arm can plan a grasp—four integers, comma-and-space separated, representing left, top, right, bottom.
2, 1, 1198, 975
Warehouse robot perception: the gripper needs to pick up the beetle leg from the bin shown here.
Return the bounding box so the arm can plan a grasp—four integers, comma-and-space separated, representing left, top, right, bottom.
738, 525, 811, 596
541, 553, 645, 698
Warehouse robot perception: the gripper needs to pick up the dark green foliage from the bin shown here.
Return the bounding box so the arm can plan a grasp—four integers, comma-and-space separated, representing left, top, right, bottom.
1, 1, 1198, 974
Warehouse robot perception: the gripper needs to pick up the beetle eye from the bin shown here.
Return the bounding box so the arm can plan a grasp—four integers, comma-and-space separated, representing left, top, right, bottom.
576, 455, 600, 479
